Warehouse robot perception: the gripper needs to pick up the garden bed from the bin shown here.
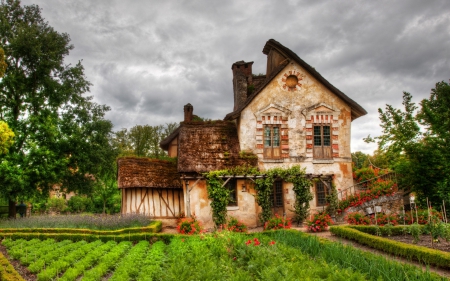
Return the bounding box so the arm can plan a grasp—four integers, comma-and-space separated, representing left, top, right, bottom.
386, 234, 450, 253
1, 230, 446, 281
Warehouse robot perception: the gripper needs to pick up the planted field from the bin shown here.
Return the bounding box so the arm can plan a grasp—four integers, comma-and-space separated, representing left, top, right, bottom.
1, 230, 446, 280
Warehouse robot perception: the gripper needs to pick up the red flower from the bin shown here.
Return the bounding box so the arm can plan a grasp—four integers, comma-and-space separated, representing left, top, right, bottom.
269, 241, 276, 245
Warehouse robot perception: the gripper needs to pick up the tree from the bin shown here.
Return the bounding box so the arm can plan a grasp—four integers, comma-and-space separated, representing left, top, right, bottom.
0, 0, 116, 217
113, 123, 178, 158
0, 47, 6, 77
0, 121, 14, 154
93, 172, 120, 214
370, 80, 450, 209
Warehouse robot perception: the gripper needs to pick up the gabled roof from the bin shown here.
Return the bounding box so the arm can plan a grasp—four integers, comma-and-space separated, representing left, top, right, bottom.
160, 126, 180, 150
224, 39, 367, 121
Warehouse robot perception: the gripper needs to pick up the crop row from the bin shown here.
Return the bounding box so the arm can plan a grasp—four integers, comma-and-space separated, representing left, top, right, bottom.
2, 230, 447, 281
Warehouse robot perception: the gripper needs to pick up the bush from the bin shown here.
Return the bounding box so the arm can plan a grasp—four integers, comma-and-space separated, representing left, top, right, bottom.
264, 214, 291, 230
177, 217, 204, 235
67, 196, 94, 213
46, 198, 67, 213
306, 212, 333, 232
346, 212, 371, 225
225, 217, 247, 233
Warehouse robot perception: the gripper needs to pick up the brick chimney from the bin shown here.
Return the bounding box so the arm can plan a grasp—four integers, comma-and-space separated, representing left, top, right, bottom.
232, 61, 254, 111
184, 103, 193, 122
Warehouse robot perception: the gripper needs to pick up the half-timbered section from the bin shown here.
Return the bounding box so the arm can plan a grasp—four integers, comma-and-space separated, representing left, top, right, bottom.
117, 158, 184, 218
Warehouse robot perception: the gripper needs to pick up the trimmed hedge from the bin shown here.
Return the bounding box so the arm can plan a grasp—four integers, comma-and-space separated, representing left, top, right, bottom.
330, 225, 450, 269
0, 252, 25, 281
0, 221, 162, 236
346, 224, 425, 236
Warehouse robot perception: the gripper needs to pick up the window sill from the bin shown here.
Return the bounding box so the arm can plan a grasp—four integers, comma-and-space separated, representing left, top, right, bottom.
312, 159, 334, 164
226, 206, 239, 211
261, 159, 284, 163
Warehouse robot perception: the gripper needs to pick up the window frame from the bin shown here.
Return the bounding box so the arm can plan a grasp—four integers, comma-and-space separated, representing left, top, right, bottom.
272, 180, 283, 208
263, 125, 281, 159
315, 180, 331, 207
313, 125, 332, 159
225, 179, 238, 206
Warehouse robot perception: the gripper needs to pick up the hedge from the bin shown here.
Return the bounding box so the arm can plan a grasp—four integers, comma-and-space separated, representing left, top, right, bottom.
345, 224, 425, 236
0, 221, 162, 236
330, 225, 450, 269
0, 252, 25, 281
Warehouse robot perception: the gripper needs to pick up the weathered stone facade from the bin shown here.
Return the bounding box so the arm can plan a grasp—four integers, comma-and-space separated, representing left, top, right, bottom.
119, 39, 367, 228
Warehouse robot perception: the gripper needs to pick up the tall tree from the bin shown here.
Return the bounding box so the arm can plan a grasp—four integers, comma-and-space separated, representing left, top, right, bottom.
371, 81, 450, 208
0, 0, 115, 217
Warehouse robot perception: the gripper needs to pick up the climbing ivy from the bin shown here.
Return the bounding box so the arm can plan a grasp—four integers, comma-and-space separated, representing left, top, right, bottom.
204, 165, 313, 227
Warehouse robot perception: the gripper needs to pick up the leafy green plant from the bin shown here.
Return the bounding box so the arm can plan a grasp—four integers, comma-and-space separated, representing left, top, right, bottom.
264, 214, 291, 230
47, 198, 68, 213
177, 217, 204, 235
408, 223, 422, 243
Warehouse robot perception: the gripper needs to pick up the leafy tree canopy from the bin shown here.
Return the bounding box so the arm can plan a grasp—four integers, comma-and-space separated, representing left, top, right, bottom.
0, 47, 6, 77
0, 120, 14, 154
0, 0, 116, 215
369, 80, 450, 208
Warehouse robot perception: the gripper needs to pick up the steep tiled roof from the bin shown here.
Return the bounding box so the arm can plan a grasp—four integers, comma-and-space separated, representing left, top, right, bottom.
225, 39, 367, 121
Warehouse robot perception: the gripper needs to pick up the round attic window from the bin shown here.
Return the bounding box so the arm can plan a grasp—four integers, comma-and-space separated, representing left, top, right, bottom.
285, 75, 298, 88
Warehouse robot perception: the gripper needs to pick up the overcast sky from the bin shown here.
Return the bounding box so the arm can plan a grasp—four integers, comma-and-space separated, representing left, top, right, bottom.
21, 0, 450, 153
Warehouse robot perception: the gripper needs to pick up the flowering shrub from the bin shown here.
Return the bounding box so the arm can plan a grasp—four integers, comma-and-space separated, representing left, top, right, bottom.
264, 214, 291, 230
346, 212, 371, 225
177, 217, 204, 235
244, 237, 276, 246
337, 181, 397, 212
371, 213, 399, 226
225, 217, 248, 233
307, 212, 333, 232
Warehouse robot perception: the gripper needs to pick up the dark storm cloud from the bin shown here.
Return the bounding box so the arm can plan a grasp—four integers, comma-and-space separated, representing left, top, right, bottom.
21, 0, 450, 153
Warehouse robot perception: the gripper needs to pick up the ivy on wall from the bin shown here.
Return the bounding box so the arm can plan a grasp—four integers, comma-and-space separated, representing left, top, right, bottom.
204, 165, 313, 227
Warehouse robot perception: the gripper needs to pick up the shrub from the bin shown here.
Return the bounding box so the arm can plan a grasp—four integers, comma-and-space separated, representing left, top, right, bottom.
225, 217, 247, 233
47, 198, 67, 213
399, 209, 443, 225
177, 217, 204, 235
306, 212, 333, 232
264, 214, 291, 230
67, 196, 94, 213
346, 212, 371, 225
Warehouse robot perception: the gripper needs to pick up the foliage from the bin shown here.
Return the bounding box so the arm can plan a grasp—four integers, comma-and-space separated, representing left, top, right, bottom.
1, 230, 445, 280
306, 212, 333, 232
0, 252, 24, 281
324, 185, 338, 217
368, 81, 450, 212
372, 213, 399, 226
224, 216, 247, 233
0, 120, 14, 154
112, 123, 178, 158
177, 217, 204, 235
408, 223, 423, 243
263, 214, 291, 230
399, 208, 443, 225
338, 180, 397, 212
67, 196, 94, 213
0, 0, 117, 217
331, 225, 450, 270
46, 198, 67, 213
205, 165, 312, 226
346, 212, 371, 225
0, 214, 152, 230
91, 172, 121, 214
0, 47, 6, 77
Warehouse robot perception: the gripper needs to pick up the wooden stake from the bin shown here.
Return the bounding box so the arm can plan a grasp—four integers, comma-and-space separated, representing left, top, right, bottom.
443, 200, 448, 223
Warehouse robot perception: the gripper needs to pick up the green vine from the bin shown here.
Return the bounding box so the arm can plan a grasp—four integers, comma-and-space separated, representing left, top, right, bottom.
204, 165, 313, 227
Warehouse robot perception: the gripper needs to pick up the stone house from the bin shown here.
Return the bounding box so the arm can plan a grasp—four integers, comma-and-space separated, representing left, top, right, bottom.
117, 39, 366, 228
